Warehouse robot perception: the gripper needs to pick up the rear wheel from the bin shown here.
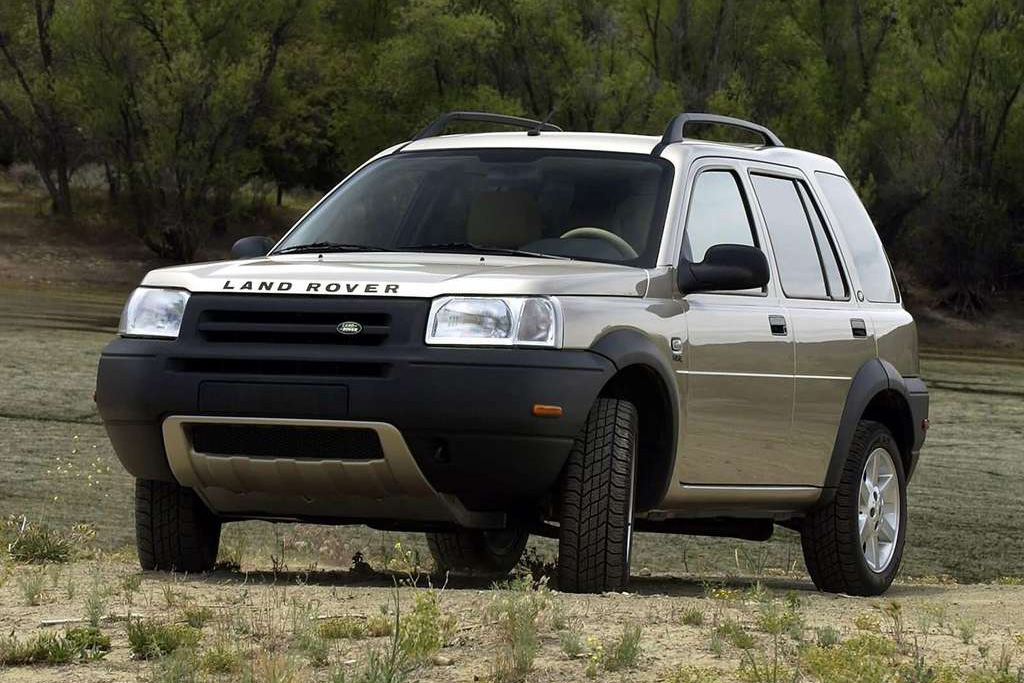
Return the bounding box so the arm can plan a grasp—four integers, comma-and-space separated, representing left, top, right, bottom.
135, 479, 222, 572
557, 398, 638, 593
801, 420, 907, 596
426, 529, 528, 578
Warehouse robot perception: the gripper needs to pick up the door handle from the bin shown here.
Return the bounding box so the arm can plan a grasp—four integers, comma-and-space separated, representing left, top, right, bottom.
851, 318, 867, 338
769, 315, 787, 336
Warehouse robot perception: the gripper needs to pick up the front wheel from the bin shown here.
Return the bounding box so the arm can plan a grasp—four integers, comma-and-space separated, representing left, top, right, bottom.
135, 479, 222, 572
557, 398, 638, 593
426, 529, 528, 578
801, 420, 907, 596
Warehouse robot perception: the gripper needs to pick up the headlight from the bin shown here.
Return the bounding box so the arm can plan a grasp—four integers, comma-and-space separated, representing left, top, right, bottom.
118, 288, 190, 339
426, 296, 560, 347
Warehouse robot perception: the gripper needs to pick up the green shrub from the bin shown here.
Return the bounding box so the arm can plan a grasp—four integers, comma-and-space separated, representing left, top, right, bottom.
126, 619, 200, 659
7, 524, 73, 563
815, 626, 841, 648
0, 627, 110, 665
400, 590, 455, 662
201, 643, 242, 674
320, 616, 367, 640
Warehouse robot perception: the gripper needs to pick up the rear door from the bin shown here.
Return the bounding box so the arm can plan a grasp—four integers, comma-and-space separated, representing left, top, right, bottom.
677, 161, 796, 485
747, 168, 876, 486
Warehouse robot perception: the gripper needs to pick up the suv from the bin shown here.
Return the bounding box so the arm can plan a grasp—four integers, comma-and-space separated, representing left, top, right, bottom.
97, 111, 928, 596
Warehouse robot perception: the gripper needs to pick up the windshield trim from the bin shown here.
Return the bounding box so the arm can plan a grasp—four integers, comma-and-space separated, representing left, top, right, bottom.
272, 148, 676, 268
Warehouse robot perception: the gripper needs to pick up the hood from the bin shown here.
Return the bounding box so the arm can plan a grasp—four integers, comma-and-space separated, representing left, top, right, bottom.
141, 252, 649, 298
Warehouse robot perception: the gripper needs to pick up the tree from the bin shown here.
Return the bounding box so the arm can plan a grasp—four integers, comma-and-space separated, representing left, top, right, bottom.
0, 0, 80, 217
70, 0, 313, 260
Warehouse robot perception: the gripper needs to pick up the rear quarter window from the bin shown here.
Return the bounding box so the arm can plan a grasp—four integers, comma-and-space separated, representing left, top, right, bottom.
815, 172, 898, 303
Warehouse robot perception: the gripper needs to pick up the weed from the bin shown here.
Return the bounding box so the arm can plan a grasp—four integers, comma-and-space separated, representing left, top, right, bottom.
877, 601, 907, 648
298, 629, 331, 668
367, 609, 394, 638
708, 629, 726, 658
5, 519, 74, 563
815, 626, 841, 648
16, 565, 47, 605
517, 546, 557, 584
601, 622, 643, 672
350, 551, 373, 576
64, 572, 78, 600
151, 650, 202, 683
559, 623, 585, 658
83, 575, 112, 627
488, 575, 549, 682
958, 617, 979, 645
397, 589, 454, 662
183, 605, 214, 628
320, 616, 368, 640
735, 546, 772, 577
717, 619, 756, 650
0, 627, 110, 665
162, 583, 182, 608
755, 601, 803, 641
126, 618, 200, 659
241, 652, 308, 683
349, 590, 416, 683
681, 606, 705, 627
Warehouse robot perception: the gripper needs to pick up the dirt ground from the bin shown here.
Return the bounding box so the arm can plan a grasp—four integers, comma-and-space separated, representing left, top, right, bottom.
2, 558, 1024, 683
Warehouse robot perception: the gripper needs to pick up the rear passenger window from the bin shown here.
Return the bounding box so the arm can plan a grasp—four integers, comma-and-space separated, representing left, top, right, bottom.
796, 183, 848, 299
815, 173, 898, 303
683, 170, 757, 262
751, 174, 829, 299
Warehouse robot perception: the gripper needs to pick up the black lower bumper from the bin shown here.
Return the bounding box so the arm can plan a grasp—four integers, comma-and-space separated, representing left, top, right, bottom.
904, 376, 929, 480
97, 338, 614, 513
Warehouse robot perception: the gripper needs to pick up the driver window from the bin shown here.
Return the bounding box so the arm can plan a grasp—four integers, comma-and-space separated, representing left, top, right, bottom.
682, 170, 757, 262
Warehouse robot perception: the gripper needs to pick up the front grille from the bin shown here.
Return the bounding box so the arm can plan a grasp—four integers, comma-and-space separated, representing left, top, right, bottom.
189, 424, 384, 460
197, 309, 391, 346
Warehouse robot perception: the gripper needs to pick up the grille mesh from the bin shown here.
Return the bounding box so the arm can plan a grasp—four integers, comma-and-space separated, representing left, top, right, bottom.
189, 424, 384, 460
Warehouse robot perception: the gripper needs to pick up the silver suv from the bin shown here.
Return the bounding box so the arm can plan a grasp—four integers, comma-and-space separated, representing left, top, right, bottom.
97, 111, 928, 596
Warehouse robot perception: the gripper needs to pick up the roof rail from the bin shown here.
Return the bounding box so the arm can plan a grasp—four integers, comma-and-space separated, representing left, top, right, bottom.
412, 111, 562, 141
654, 113, 783, 153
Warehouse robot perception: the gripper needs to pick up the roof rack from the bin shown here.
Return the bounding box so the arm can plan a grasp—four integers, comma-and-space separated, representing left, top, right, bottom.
655, 113, 784, 153
412, 111, 562, 141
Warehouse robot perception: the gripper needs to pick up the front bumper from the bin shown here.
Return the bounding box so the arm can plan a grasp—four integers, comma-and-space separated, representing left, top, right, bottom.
97, 298, 614, 521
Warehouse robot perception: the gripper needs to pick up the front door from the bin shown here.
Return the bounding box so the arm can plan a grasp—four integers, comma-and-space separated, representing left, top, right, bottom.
676, 165, 796, 485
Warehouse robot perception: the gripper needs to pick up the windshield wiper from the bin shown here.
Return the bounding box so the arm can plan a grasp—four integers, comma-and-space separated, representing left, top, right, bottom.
406, 242, 570, 260
273, 241, 395, 255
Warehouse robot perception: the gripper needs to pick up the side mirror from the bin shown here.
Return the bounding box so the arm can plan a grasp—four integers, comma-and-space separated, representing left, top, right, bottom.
678, 243, 770, 294
231, 236, 275, 259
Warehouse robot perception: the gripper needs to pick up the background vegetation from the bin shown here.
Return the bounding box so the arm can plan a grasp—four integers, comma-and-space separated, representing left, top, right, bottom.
1, 0, 1023, 314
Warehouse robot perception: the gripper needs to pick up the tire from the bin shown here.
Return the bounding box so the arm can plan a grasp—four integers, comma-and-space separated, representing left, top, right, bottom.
801, 420, 907, 596
426, 529, 528, 578
557, 397, 638, 593
135, 479, 222, 573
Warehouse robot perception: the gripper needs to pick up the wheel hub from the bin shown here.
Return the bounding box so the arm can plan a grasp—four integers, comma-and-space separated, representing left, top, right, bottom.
858, 447, 900, 573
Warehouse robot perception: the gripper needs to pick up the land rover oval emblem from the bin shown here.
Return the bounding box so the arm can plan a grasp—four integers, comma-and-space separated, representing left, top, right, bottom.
337, 321, 362, 335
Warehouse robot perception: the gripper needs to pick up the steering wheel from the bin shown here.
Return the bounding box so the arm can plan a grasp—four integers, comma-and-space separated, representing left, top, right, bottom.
559, 227, 639, 260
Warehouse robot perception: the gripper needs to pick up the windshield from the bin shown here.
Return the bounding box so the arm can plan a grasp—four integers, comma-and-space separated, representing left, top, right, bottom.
274, 149, 674, 267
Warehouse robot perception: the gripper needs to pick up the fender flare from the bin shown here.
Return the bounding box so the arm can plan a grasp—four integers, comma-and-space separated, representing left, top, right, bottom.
823, 358, 919, 493
589, 329, 680, 509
